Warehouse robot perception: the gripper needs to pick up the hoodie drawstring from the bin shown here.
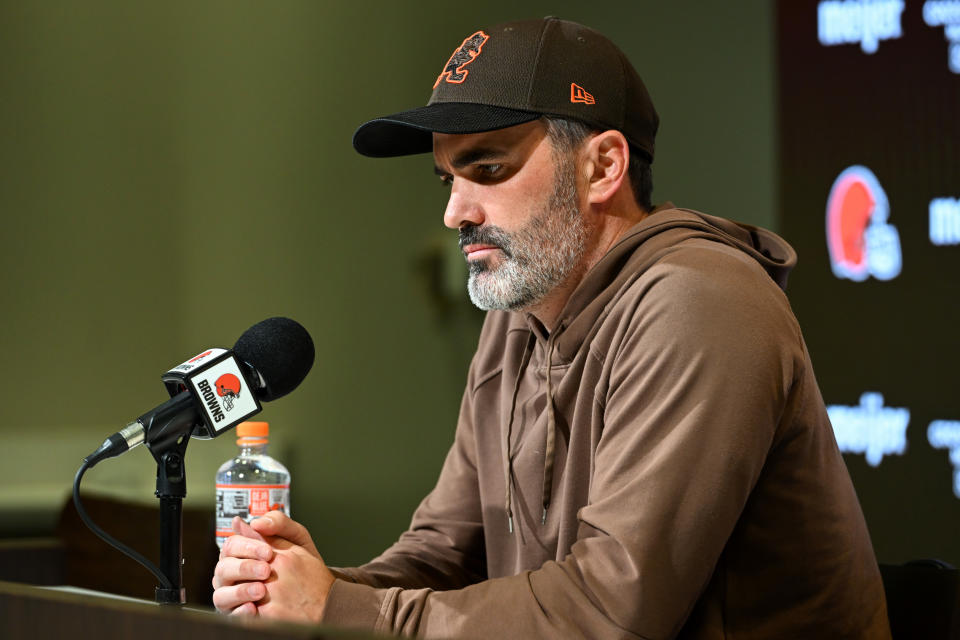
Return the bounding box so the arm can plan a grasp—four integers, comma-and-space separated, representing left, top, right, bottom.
504, 332, 535, 534
503, 328, 562, 533
542, 331, 559, 525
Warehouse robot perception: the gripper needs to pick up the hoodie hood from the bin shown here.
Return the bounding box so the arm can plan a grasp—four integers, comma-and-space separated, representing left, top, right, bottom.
550, 205, 797, 364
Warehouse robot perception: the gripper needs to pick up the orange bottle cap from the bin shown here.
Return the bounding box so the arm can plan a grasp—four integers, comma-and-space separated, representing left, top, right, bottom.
236, 421, 269, 444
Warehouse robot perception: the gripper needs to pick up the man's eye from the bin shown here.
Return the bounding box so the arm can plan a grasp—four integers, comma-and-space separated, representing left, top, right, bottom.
478, 163, 503, 176
439, 174, 453, 187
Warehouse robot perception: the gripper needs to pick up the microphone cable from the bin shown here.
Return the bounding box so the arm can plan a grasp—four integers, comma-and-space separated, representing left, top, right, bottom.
72, 458, 174, 590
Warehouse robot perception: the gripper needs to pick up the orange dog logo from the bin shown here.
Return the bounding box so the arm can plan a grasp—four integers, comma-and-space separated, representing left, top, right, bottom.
435, 31, 489, 88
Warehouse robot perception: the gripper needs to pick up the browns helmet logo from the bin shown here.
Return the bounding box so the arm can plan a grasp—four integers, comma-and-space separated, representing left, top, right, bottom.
215, 373, 242, 411
434, 31, 489, 88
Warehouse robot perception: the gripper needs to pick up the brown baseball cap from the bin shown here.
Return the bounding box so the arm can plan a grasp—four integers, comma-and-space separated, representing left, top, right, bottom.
352, 17, 659, 162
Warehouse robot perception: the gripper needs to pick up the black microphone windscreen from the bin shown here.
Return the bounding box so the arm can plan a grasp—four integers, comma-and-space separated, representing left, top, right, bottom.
233, 317, 315, 401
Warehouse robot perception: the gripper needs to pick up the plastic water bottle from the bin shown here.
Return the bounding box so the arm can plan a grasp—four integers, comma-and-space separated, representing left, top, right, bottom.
215, 421, 290, 548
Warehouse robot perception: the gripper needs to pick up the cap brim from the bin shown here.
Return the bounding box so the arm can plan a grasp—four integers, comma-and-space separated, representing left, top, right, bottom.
352, 102, 541, 158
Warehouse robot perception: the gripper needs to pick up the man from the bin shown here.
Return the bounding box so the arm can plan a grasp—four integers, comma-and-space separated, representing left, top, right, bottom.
213, 17, 891, 638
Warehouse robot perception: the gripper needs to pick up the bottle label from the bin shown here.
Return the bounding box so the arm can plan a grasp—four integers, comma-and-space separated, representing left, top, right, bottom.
215, 483, 290, 547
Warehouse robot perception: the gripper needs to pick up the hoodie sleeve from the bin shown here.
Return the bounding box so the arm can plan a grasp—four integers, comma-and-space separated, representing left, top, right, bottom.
323, 245, 802, 638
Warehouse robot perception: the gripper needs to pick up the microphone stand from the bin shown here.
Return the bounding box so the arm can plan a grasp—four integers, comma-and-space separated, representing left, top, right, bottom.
151, 439, 189, 604
143, 398, 199, 605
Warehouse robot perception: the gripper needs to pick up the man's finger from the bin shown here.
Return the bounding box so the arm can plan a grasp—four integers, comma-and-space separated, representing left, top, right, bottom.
232, 516, 266, 541
250, 511, 319, 556
212, 581, 266, 613
212, 556, 271, 589
229, 601, 259, 617
221, 533, 274, 562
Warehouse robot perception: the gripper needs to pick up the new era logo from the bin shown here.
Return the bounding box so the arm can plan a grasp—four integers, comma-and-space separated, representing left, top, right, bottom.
570, 83, 595, 105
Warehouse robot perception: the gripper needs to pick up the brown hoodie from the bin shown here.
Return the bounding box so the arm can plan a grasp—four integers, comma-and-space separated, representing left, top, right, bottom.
323, 207, 891, 639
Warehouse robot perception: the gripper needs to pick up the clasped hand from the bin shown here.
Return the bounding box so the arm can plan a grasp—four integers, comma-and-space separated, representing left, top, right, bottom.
212, 511, 335, 622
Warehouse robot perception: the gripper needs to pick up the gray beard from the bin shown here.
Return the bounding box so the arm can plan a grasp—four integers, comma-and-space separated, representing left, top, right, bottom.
463, 158, 587, 312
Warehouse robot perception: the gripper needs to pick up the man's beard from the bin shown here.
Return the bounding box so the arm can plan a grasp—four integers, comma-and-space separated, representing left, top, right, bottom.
459, 158, 587, 312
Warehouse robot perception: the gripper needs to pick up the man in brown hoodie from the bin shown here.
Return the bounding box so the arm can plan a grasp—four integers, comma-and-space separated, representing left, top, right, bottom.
213, 17, 892, 639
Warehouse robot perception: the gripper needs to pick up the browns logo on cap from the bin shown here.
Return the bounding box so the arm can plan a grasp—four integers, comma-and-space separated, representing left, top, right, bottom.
353, 17, 658, 163
435, 31, 489, 88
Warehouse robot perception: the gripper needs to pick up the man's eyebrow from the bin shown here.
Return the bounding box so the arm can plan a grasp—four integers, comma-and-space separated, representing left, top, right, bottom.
434, 148, 506, 175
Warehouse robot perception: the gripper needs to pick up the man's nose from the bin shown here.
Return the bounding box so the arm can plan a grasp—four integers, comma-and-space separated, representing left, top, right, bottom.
443, 179, 485, 230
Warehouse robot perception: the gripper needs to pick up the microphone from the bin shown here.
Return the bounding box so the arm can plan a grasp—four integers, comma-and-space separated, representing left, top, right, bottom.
84, 317, 314, 468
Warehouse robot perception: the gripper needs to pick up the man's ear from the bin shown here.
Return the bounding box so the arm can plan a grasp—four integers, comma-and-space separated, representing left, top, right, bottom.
582, 130, 629, 206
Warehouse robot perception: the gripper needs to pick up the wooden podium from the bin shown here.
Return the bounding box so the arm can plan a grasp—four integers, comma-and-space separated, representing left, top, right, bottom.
0, 581, 379, 640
